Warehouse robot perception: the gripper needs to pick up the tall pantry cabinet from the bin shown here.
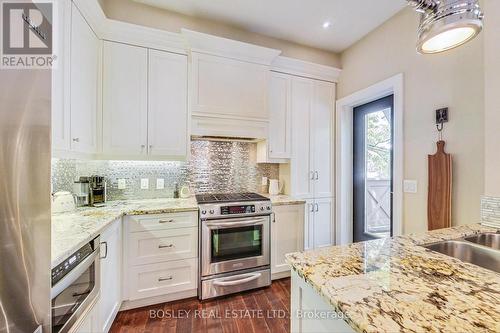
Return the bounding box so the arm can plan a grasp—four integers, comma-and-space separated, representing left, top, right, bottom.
287, 75, 335, 250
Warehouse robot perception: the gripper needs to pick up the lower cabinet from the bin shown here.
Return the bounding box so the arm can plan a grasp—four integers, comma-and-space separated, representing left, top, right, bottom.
305, 198, 334, 250
122, 212, 199, 306
99, 218, 122, 333
290, 270, 354, 333
271, 203, 305, 278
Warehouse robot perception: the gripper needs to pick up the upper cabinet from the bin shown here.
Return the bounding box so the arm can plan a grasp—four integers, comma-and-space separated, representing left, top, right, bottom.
102, 41, 188, 160
290, 76, 335, 199
52, 2, 99, 156
183, 29, 281, 139
148, 50, 188, 158
102, 41, 148, 157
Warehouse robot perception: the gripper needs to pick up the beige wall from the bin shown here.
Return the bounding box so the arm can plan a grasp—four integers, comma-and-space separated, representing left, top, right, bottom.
101, 0, 341, 68
484, 1, 500, 197
338, 8, 485, 234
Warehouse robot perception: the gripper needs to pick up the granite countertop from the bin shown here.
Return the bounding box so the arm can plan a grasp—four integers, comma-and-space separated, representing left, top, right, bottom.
52, 197, 198, 268
286, 224, 500, 333
265, 194, 306, 206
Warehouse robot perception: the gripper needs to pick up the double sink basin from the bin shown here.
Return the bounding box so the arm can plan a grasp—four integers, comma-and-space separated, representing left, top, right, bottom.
423, 233, 500, 273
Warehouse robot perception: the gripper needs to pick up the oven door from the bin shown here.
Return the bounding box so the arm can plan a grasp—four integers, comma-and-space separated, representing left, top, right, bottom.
201, 215, 270, 277
51, 247, 100, 333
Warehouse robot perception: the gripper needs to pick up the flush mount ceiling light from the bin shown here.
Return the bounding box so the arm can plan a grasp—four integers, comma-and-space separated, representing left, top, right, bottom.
407, 0, 484, 54
322, 21, 332, 29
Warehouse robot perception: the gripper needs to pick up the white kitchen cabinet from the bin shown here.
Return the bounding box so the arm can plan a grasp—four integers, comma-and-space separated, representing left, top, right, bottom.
99, 219, 122, 333
268, 72, 292, 159
290, 77, 335, 199
311, 198, 334, 248
291, 77, 314, 198
271, 204, 304, 278
102, 42, 189, 160
102, 41, 148, 157
53, 2, 99, 156
148, 50, 188, 158
291, 270, 354, 333
69, 3, 99, 154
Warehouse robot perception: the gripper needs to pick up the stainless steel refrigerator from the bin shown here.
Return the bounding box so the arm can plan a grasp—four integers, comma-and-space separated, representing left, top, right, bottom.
0, 44, 52, 333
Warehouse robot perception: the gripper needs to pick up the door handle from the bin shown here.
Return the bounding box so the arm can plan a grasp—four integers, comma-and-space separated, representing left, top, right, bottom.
213, 273, 261, 286
315, 203, 319, 212
310, 171, 315, 180
158, 244, 174, 249
158, 276, 173, 282
100, 241, 108, 259
159, 219, 174, 224
309, 203, 314, 213
314, 171, 319, 180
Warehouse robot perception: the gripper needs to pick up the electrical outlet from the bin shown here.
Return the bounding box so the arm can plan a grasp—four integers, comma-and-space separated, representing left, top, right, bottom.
117, 178, 126, 190
404, 180, 418, 193
140, 178, 149, 190
156, 178, 165, 190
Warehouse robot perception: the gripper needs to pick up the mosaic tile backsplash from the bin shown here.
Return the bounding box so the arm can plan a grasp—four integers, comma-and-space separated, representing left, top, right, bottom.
481, 196, 500, 228
51, 141, 279, 201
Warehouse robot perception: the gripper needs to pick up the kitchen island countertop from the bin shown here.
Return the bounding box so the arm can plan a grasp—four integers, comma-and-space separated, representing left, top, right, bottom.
286, 224, 500, 333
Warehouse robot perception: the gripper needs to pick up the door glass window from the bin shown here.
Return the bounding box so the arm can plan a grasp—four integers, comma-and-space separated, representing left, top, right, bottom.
364, 110, 392, 238
211, 225, 262, 262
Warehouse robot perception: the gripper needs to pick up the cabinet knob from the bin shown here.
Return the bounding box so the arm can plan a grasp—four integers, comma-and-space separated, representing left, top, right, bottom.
72, 138, 79, 142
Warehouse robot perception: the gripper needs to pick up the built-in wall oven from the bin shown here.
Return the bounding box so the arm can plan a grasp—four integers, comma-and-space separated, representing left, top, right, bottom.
51, 237, 100, 333
197, 193, 272, 300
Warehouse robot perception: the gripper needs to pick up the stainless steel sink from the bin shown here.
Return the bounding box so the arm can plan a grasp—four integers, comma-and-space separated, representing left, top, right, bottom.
464, 233, 500, 250
423, 240, 500, 273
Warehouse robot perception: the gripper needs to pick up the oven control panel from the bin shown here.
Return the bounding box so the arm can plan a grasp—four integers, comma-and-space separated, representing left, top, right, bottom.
199, 201, 272, 219
51, 239, 95, 286
220, 204, 255, 215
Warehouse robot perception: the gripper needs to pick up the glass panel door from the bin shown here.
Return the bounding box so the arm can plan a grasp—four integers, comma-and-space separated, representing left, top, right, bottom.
353, 95, 394, 242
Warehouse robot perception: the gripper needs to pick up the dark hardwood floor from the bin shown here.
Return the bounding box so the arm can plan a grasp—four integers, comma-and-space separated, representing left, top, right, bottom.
110, 278, 291, 333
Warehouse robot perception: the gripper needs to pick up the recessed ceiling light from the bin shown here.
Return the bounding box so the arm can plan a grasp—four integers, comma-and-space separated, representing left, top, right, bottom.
322, 21, 332, 29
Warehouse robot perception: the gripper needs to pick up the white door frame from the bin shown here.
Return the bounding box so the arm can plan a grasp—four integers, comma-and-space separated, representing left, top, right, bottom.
335, 74, 404, 245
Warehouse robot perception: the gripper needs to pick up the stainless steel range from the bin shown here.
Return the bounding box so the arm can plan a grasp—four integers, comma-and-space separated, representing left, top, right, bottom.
197, 193, 272, 300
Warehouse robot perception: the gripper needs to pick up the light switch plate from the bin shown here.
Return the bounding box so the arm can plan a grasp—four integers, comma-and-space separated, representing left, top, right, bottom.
117, 179, 126, 190
404, 180, 418, 193
156, 178, 165, 190
140, 178, 149, 190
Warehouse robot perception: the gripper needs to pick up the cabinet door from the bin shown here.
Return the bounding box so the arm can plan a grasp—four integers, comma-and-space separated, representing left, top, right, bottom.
99, 219, 122, 333
268, 72, 292, 159
102, 41, 148, 156
69, 3, 98, 154
291, 77, 314, 198
52, 0, 71, 152
311, 81, 335, 198
148, 50, 188, 158
312, 198, 334, 248
271, 204, 304, 274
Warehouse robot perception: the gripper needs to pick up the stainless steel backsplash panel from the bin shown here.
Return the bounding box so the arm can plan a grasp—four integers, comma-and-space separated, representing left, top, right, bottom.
52, 140, 279, 200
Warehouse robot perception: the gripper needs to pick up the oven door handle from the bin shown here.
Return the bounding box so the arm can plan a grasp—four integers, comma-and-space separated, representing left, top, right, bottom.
51, 250, 99, 299
205, 219, 265, 228
212, 273, 262, 286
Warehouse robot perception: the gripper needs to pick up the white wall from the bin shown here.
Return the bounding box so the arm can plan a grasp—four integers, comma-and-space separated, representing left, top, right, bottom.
484, 0, 500, 197
100, 0, 341, 67
338, 8, 485, 234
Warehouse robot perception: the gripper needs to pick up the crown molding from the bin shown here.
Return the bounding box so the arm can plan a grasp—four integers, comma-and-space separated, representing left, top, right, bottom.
102, 19, 187, 54
72, 0, 107, 37
271, 56, 342, 82
181, 29, 281, 65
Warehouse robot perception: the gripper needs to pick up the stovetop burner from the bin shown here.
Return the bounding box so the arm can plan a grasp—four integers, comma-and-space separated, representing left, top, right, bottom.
195, 192, 269, 204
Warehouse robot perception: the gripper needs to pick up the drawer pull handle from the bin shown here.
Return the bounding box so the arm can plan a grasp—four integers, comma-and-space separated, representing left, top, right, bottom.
158, 244, 174, 249
158, 276, 173, 282
159, 219, 174, 224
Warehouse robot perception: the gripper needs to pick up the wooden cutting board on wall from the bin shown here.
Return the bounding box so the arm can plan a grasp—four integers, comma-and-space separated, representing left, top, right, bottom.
428, 141, 452, 230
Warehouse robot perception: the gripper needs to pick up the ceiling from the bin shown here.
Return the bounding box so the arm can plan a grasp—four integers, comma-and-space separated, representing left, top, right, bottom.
133, 0, 407, 53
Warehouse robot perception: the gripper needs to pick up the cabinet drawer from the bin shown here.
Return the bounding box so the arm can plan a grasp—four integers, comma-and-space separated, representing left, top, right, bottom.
127, 212, 197, 232
128, 258, 197, 300
128, 227, 197, 265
